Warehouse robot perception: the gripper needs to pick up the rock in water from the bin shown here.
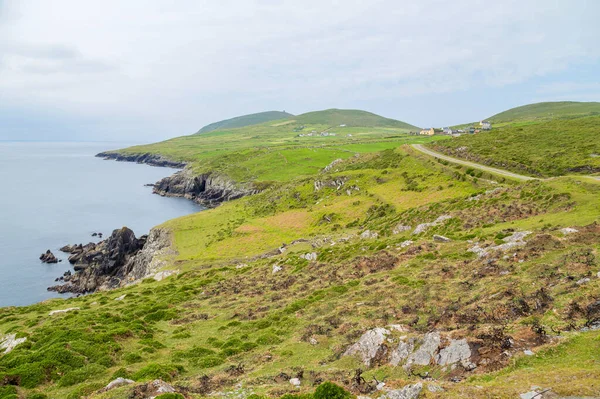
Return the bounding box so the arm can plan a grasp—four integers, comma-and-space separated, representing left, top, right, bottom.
39, 250, 58, 264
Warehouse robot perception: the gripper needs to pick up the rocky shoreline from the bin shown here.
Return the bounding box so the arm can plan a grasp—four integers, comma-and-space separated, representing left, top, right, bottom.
48, 227, 174, 294
97, 151, 260, 208
96, 151, 187, 169
152, 168, 259, 207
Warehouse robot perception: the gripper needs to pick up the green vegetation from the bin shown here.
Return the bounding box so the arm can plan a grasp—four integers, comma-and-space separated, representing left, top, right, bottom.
430, 116, 600, 177
196, 111, 294, 134
2, 106, 600, 398
108, 109, 429, 184
487, 101, 600, 124
293, 109, 419, 129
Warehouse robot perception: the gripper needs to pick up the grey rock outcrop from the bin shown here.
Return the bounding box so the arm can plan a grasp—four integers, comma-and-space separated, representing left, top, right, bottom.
389, 339, 415, 366
433, 235, 451, 242
378, 383, 423, 399
436, 338, 472, 367
102, 377, 134, 392
412, 215, 452, 235
406, 331, 441, 366
469, 231, 531, 258
344, 328, 390, 367
1, 334, 27, 355
346, 329, 479, 372
153, 168, 258, 207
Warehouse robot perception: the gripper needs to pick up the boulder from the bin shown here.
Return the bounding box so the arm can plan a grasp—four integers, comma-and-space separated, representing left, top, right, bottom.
103, 377, 134, 391
49, 307, 80, 316
1, 334, 27, 355
436, 338, 471, 366
433, 235, 451, 243
378, 383, 423, 399
361, 230, 379, 239
344, 328, 390, 367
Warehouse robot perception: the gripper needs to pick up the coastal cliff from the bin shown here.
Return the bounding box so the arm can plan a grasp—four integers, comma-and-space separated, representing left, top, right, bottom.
48, 227, 174, 294
97, 151, 260, 207
96, 151, 187, 168
152, 169, 259, 207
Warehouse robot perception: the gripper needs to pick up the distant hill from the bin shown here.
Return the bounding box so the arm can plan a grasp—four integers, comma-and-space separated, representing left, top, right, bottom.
294, 109, 419, 130
196, 111, 294, 134
487, 101, 600, 123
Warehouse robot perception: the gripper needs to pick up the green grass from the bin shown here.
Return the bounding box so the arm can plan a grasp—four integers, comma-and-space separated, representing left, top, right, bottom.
293, 109, 419, 129
196, 111, 294, 134
108, 109, 431, 184
2, 113, 600, 398
488, 101, 600, 123
430, 116, 600, 177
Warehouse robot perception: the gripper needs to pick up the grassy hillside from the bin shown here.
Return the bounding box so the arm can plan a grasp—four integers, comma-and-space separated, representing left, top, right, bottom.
294, 109, 420, 130
108, 109, 428, 184
196, 111, 294, 134
430, 116, 600, 177
487, 101, 600, 124
1, 144, 600, 399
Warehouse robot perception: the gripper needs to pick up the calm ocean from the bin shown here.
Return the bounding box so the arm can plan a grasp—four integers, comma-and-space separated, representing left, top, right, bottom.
0, 142, 201, 307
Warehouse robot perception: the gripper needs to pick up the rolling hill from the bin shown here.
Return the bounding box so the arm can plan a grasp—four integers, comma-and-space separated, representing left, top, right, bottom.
294, 108, 420, 129
487, 101, 600, 123
196, 111, 294, 134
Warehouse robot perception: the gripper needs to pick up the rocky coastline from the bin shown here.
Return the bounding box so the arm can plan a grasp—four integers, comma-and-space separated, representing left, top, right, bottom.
152, 168, 259, 207
48, 227, 174, 294
97, 151, 260, 208
96, 151, 187, 169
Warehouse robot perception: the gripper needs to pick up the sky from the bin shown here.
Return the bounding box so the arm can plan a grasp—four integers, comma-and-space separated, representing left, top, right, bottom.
0, 0, 599, 142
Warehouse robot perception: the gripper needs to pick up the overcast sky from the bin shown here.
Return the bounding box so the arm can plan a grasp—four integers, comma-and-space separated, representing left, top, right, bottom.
1, 0, 599, 142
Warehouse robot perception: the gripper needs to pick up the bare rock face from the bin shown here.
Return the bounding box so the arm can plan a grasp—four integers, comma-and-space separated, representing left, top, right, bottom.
389, 339, 416, 366
406, 332, 441, 366
346, 328, 479, 372
152, 169, 258, 207
343, 328, 390, 367
436, 338, 472, 366
48, 227, 167, 294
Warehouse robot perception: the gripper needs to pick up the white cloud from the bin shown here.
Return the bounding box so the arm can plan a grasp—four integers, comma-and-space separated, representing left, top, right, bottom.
0, 0, 598, 140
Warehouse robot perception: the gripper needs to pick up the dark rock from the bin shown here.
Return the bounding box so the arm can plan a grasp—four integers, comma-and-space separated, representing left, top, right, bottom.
91, 232, 98, 237
39, 250, 58, 264
49, 227, 145, 294
152, 169, 259, 207
96, 151, 187, 168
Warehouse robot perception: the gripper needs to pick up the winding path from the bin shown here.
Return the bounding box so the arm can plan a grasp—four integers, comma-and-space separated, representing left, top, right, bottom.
411, 144, 537, 181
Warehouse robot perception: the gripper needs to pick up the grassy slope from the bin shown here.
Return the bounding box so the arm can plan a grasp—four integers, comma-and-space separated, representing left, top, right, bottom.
429, 116, 600, 177
294, 109, 420, 130
488, 101, 600, 123
110, 110, 429, 183
1, 143, 600, 398
196, 111, 294, 134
